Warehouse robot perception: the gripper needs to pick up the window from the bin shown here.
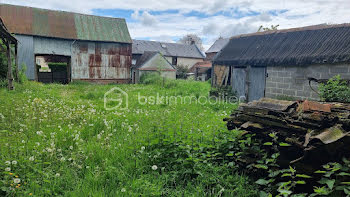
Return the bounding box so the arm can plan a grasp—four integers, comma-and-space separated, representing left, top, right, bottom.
36, 59, 41, 65
172, 57, 177, 66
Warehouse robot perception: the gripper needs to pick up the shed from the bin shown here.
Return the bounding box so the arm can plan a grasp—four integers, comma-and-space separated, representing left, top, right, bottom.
189, 61, 212, 81
132, 51, 176, 83
0, 17, 18, 90
0, 4, 132, 84
213, 24, 350, 101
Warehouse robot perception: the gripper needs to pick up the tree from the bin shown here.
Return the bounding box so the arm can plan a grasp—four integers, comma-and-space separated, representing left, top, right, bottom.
257, 25, 279, 32
177, 34, 204, 51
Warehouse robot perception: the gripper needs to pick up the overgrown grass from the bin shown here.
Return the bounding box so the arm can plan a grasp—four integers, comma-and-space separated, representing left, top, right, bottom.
0, 79, 257, 196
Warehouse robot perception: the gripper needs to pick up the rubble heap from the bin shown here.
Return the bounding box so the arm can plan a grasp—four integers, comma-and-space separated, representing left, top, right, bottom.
224, 98, 350, 169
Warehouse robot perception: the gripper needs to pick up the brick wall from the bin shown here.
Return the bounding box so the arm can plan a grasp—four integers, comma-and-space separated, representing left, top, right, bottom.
265, 64, 350, 100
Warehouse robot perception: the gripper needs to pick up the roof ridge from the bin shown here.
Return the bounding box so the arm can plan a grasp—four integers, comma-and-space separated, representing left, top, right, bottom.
230, 23, 350, 39
0, 3, 126, 21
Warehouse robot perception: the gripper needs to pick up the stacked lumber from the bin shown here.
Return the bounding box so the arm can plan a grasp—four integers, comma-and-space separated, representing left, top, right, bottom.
224, 98, 350, 166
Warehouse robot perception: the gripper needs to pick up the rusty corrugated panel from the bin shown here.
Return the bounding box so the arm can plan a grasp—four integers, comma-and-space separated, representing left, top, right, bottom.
72, 42, 131, 80
0, 4, 33, 35
0, 4, 132, 43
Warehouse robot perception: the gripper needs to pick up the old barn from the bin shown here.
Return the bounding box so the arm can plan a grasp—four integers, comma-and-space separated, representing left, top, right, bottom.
0, 4, 132, 84
213, 24, 350, 101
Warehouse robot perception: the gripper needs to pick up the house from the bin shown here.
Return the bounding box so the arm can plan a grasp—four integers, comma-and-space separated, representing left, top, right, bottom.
213, 24, 350, 101
132, 40, 205, 69
205, 38, 229, 61
131, 51, 176, 83
189, 61, 212, 81
0, 4, 132, 84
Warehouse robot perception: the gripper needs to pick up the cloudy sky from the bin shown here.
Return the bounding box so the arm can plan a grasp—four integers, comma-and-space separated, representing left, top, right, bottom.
2, 0, 350, 50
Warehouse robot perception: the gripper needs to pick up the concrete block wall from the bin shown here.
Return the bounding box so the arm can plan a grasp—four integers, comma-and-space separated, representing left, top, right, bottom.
265, 64, 350, 100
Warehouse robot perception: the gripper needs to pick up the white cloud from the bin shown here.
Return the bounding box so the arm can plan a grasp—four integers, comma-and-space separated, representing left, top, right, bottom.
3, 0, 350, 50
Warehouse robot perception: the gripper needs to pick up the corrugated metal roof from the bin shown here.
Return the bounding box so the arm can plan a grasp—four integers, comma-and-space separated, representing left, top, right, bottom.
214, 23, 350, 66
0, 4, 132, 43
206, 38, 229, 53
132, 39, 205, 59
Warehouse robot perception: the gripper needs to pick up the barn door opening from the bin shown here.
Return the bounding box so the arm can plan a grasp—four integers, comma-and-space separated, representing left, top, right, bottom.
231, 66, 266, 102
36, 55, 71, 84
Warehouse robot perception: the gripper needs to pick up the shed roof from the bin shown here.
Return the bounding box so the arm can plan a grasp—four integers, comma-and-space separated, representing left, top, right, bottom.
132, 39, 205, 59
0, 4, 132, 43
206, 38, 229, 53
0, 18, 17, 44
213, 23, 350, 67
134, 51, 175, 71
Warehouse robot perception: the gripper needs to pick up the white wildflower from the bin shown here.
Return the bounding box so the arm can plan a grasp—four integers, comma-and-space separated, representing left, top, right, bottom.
60, 157, 66, 162
121, 188, 126, 193
13, 178, 20, 184
47, 148, 53, 153
97, 134, 101, 140
36, 131, 43, 135
151, 165, 158, 170
5, 167, 11, 172
21, 140, 25, 143
35, 142, 40, 146
69, 146, 73, 150
11, 161, 17, 165
141, 146, 145, 151
29, 156, 35, 161
55, 173, 60, 177
86, 166, 90, 169
5, 161, 10, 165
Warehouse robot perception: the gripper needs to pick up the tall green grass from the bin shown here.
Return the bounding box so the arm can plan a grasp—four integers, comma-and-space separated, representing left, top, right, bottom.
0, 79, 257, 196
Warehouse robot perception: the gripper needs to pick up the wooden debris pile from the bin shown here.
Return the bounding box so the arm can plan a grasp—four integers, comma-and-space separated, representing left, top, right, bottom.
224, 98, 350, 169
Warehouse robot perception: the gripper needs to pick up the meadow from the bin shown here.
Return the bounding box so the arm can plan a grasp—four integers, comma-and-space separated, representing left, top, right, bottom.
0, 78, 258, 196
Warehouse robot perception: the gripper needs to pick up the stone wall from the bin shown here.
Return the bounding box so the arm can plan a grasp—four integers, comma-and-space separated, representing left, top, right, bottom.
265, 64, 350, 100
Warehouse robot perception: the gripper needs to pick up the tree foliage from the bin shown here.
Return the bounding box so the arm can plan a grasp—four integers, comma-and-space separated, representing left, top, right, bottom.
177, 34, 204, 51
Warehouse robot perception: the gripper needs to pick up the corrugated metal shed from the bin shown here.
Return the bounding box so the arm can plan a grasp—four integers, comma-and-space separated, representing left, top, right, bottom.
132, 40, 205, 59
0, 4, 132, 43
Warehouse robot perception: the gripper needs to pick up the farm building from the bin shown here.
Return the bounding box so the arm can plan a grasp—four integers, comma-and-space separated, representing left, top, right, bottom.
205, 38, 229, 61
189, 61, 212, 81
132, 40, 205, 69
213, 24, 350, 102
131, 51, 176, 83
0, 4, 132, 84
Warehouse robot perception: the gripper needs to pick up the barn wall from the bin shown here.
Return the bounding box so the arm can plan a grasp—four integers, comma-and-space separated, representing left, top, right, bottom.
265, 64, 350, 100
34, 37, 72, 56
71, 41, 131, 82
15, 35, 35, 80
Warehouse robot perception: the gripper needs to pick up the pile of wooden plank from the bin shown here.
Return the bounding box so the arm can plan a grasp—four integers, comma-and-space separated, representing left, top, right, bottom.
224, 98, 350, 167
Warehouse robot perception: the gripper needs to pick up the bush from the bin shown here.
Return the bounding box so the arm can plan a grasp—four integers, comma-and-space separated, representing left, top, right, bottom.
139, 72, 163, 85
48, 62, 67, 72
319, 75, 350, 102
176, 64, 189, 79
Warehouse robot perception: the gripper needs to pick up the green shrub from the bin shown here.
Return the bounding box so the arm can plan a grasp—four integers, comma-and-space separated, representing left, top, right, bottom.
319, 75, 350, 102
176, 64, 189, 79
48, 62, 67, 72
139, 72, 163, 85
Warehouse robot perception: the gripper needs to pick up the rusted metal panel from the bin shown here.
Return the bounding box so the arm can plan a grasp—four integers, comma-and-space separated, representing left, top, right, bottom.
72, 41, 131, 80
0, 4, 132, 43
0, 4, 33, 35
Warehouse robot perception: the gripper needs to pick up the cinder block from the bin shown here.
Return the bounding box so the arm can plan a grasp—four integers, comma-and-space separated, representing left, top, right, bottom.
277, 83, 290, 89
330, 66, 349, 73
282, 89, 296, 96
272, 88, 283, 94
